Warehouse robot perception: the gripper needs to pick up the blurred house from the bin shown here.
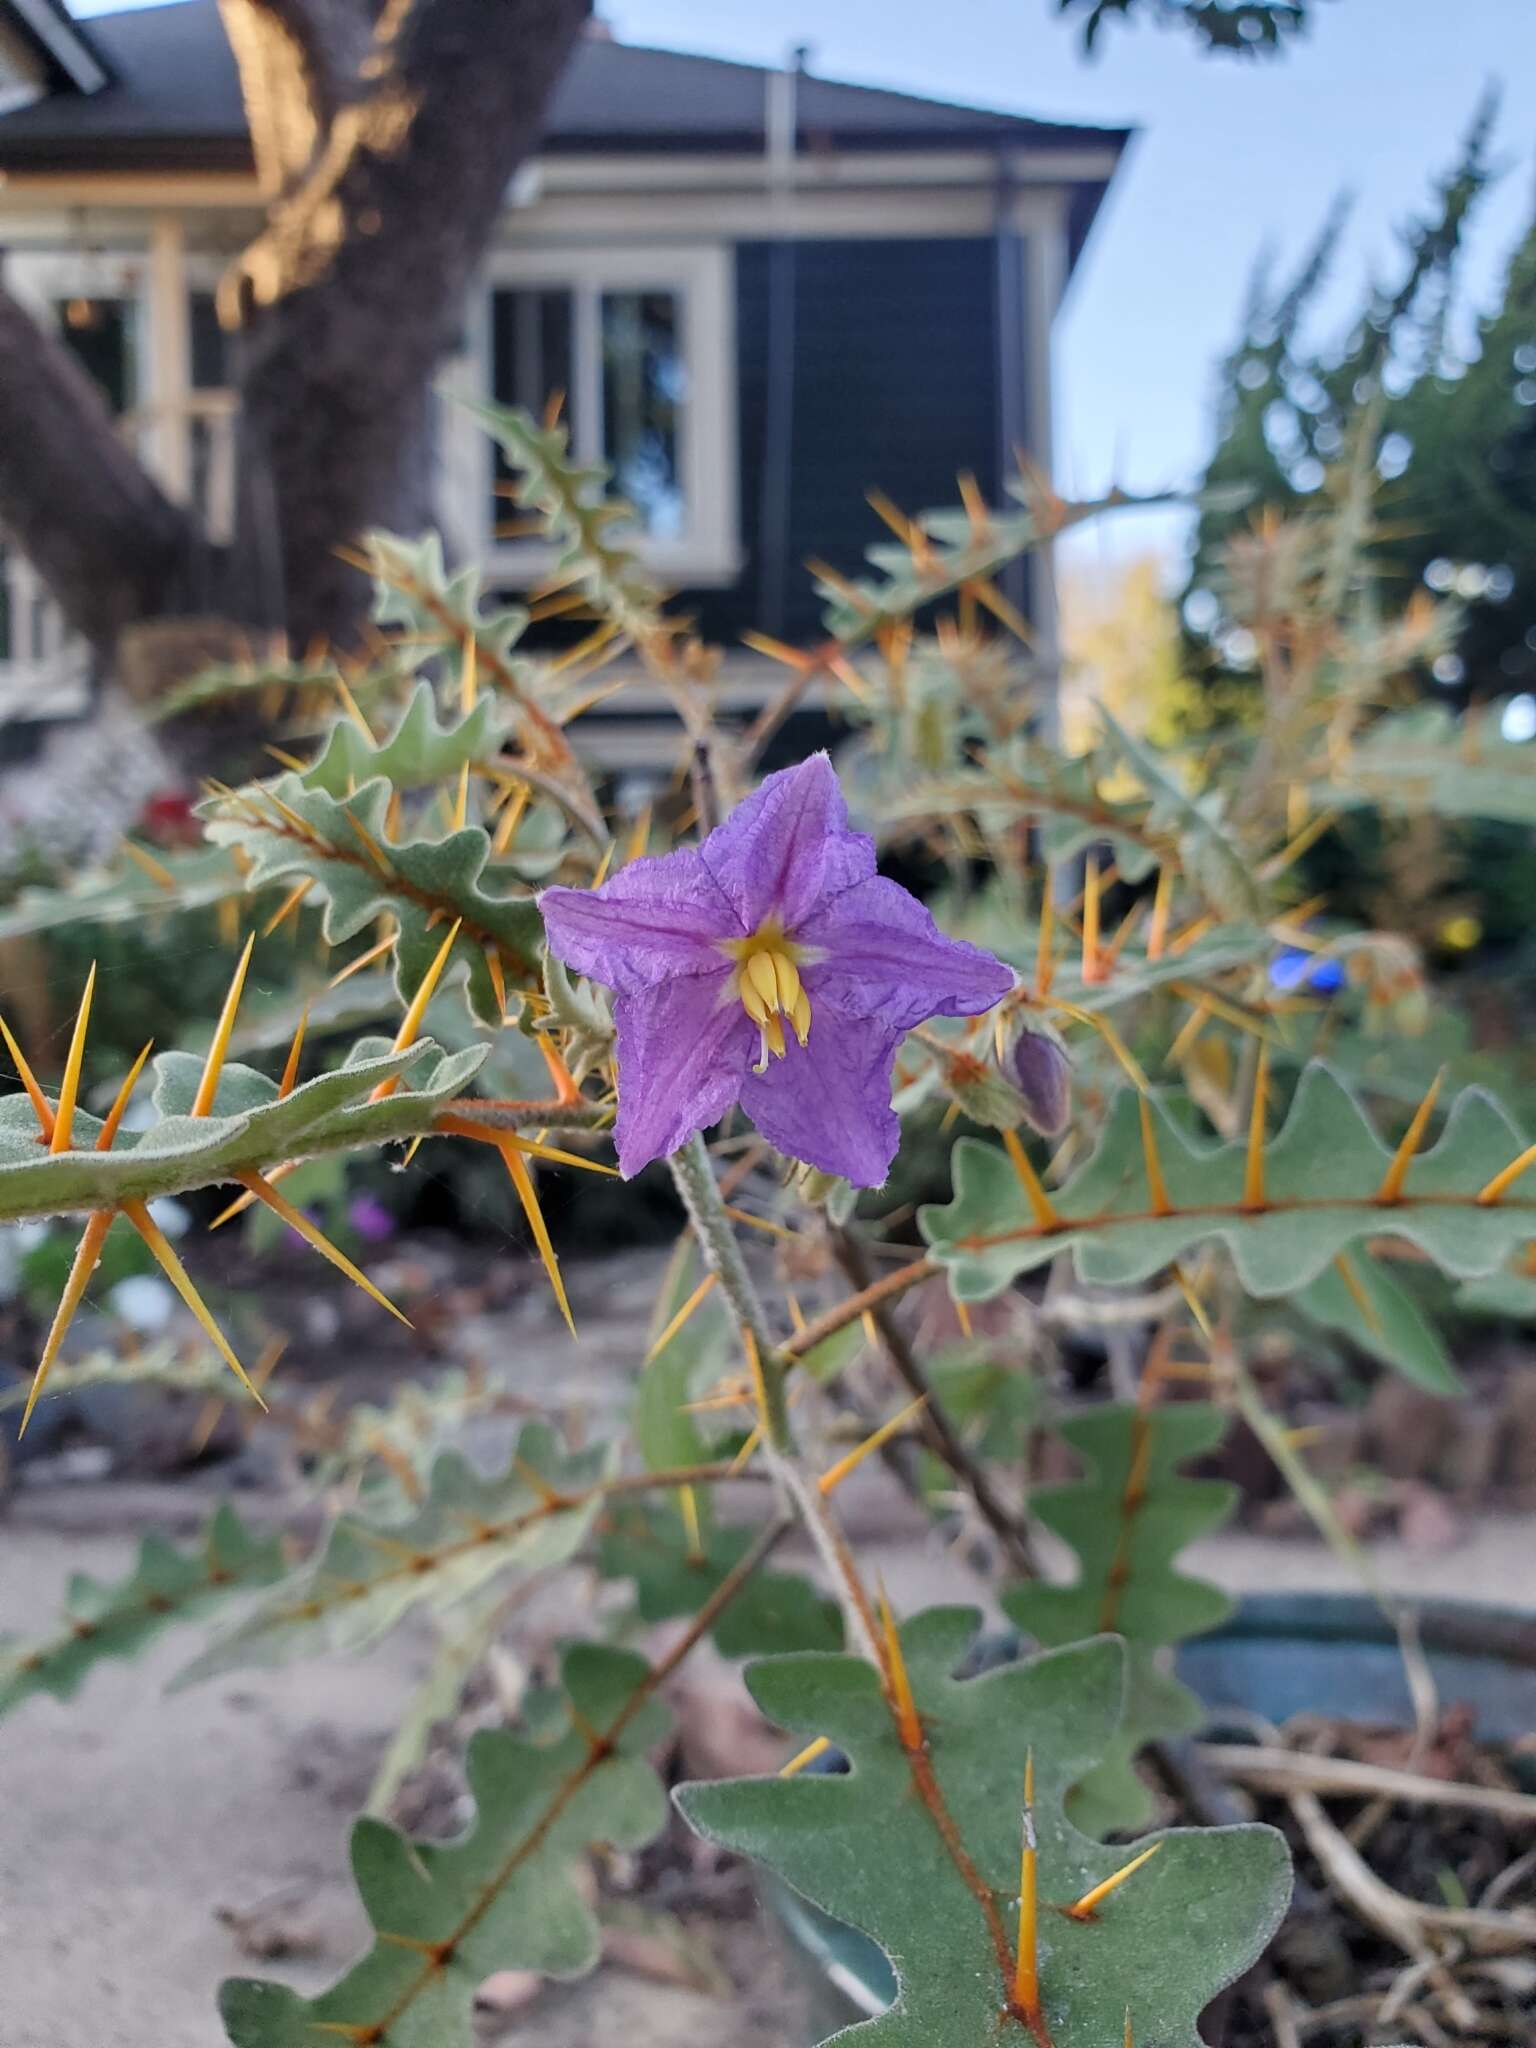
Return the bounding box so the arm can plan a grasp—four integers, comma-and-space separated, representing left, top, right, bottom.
0, 0, 1127, 759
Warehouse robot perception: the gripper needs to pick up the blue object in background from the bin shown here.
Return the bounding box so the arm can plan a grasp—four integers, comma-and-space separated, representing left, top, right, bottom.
1270, 947, 1345, 994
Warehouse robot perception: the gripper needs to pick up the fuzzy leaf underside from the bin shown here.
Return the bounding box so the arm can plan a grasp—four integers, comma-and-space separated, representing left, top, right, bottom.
0, 1039, 487, 1223
811, 486, 1178, 646
220, 1644, 669, 2048
677, 1620, 1290, 2047
177, 1426, 611, 1684
0, 1504, 283, 1718
202, 769, 543, 1025
1008, 924, 1273, 1014
1003, 1405, 1234, 1835
1097, 707, 1265, 923
0, 846, 240, 941
0, 1339, 236, 1412
921, 1062, 1536, 1306
1324, 700, 1536, 825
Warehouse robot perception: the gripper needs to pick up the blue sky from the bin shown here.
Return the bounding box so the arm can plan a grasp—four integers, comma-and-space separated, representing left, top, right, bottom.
76, 0, 1536, 572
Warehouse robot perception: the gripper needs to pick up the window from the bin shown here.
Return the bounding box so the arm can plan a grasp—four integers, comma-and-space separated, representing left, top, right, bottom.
453, 246, 739, 586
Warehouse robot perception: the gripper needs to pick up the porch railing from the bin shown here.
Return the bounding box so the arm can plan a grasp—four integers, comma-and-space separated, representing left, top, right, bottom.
0, 392, 238, 724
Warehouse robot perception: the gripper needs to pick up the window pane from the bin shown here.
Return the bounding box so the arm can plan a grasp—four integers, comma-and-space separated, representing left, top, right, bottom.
601, 291, 683, 540
56, 297, 133, 414
490, 287, 573, 531
190, 291, 230, 390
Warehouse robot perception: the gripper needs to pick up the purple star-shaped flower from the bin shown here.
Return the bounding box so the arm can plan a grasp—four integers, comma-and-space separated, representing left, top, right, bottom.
540, 754, 1013, 1185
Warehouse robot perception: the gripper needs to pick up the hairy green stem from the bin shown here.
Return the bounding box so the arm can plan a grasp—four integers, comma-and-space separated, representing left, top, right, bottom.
667, 1131, 881, 1663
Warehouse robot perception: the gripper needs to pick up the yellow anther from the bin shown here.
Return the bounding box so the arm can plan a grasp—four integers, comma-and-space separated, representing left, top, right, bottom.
772, 952, 802, 1013
725, 924, 815, 1064
747, 950, 780, 1010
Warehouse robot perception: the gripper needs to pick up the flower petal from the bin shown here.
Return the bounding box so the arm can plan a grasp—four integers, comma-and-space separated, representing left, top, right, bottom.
540, 847, 735, 995
740, 1012, 901, 1188
798, 876, 1015, 1033
612, 973, 753, 1176
700, 753, 874, 933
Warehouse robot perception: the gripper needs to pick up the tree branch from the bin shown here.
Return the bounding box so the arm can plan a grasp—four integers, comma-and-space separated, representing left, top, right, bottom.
0, 290, 193, 654
217, 0, 378, 195
224, 0, 593, 647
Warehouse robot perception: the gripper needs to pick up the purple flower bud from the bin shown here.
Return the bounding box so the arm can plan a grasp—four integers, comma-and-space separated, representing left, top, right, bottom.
1010, 1024, 1071, 1137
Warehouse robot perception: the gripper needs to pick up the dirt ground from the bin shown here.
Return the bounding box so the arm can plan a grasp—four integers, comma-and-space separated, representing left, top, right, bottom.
2, 1250, 1533, 2048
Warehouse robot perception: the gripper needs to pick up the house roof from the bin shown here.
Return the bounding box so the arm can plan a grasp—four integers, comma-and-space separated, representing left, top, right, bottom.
0, 1, 1129, 168
3, 0, 109, 94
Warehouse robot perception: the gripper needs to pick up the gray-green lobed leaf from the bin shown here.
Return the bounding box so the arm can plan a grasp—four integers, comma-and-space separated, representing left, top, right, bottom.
0, 1503, 283, 1718
177, 1424, 611, 1684
678, 1617, 1290, 2046
922, 1062, 1536, 1304
221, 1642, 670, 2048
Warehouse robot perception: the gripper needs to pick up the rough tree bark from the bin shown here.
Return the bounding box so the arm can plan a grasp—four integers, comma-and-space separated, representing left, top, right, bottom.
0, 0, 590, 678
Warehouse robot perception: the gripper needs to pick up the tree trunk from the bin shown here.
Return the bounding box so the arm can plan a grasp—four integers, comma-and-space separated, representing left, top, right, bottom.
0, 0, 590, 680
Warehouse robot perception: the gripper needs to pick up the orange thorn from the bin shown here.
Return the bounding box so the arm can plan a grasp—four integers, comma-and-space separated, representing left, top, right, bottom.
591, 840, 616, 889
497, 1138, 576, 1337
818, 1394, 928, 1496
1477, 1139, 1536, 1206
450, 760, 470, 834
49, 962, 96, 1154
0, 1011, 55, 1142
333, 672, 374, 741
121, 1199, 263, 1406
537, 1032, 583, 1107
1243, 1043, 1270, 1211
1376, 1068, 1446, 1204
1013, 1750, 1040, 2019
490, 780, 531, 856
237, 1171, 411, 1326
1035, 869, 1056, 1001
743, 1324, 770, 1429
208, 1159, 299, 1230
678, 1482, 705, 1565
1065, 1842, 1162, 1921
96, 1041, 153, 1152
371, 917, 463, 1100
484, 945, 508, 1020
727, 1421, 762, 1476
343, 809, 394, 876
954, 1296, 974, 1338
1333, 1251, 1382, 1334
329, 931, 396, 989
121, 839, 178, 892
262, 878, 312, 938
645, 1272, 719, 1363
875, 1577, 923, 1752
192, 933, 254, 1118
1081, 854, 1102, 983
433, 1114, 617, 1177
1002, 1129, 1061, 1232
460, 633, 478, 717
1146, 865, 1173, 962
1171, 1261, 1212, 1340
19, 1209, 112, 1433
279, 1004, 310, 1099
779, 1735, 833, 1779
1138, 1098, 1172, 1216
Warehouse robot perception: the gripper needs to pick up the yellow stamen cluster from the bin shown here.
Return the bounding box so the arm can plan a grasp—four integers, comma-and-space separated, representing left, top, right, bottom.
724, 924, 812, 1072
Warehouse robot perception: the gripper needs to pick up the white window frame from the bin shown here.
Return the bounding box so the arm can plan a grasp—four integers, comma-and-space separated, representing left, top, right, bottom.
446, 242, 740, 587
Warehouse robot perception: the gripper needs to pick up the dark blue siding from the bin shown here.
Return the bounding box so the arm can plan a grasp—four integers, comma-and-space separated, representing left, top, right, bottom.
682, 236, 1011, 646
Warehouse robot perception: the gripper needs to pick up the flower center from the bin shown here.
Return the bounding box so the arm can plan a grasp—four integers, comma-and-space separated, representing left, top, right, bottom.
721, 922, 812, 1073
